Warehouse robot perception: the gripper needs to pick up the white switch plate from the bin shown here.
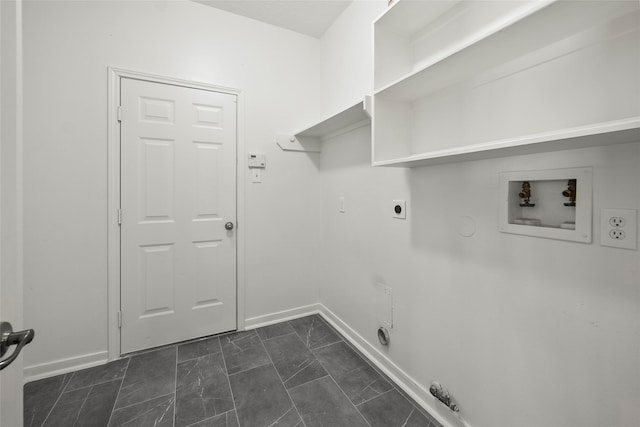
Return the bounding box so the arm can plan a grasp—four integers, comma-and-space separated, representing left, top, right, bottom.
251, 169, 262, 183
600, 208, 637, 250
339, 196, 345, 213
392, 200, 406, 219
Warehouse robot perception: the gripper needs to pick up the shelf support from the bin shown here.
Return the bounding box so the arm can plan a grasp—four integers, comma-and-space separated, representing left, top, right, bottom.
275, 133, 321, 153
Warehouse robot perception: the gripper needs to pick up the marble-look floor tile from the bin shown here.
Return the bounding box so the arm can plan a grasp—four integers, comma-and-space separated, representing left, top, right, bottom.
65, 358, 129, 391
108, 393, 174, 427
75, 378, 122, 426
187, 410, 239, 427
175, 352, 234, 427
23, 372, 74, 427
313, 341, 392, 404
221, 330, 270, 375
43, 387, 90, 427
289, 315, 342, 350
178, 336, 221, 363
229, 364, 301, 427
43, 378, 121, 427
289, 376, 368, 427
114, 346, 176, 409
358, 389, 433, 427
256, 322, 295, 341
263, 332, 327, 389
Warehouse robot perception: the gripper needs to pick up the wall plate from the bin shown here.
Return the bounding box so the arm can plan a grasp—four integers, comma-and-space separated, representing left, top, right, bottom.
392, 200, 406, 219
600, 208, 637, 250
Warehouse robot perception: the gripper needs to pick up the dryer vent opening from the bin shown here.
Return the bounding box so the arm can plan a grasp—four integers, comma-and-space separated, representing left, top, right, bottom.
378, 327, 390, 346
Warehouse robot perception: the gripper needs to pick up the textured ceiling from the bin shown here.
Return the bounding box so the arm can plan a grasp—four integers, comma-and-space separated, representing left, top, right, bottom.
193, 0, 352, 38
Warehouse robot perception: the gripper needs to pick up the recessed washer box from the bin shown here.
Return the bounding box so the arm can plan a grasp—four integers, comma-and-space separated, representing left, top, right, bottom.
499, 167, 592, 243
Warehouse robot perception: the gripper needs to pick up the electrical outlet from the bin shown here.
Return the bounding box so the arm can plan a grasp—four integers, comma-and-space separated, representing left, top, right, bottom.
392, 200, 406, 219
600, 209, 636, 250
609, 217, 625, 227
609, 229, 625, 240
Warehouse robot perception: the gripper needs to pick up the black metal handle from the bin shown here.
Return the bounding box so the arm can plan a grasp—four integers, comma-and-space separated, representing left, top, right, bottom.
0, 322, 35, 371
225, 222, 234, 231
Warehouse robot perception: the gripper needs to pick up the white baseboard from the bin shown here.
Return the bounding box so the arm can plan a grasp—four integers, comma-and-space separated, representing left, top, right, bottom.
244, 303, 322, 329
23, 351, 109, 383
317, 305, 467, 427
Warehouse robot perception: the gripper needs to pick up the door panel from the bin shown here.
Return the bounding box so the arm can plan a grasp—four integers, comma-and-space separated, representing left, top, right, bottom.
120, 78, 237, 354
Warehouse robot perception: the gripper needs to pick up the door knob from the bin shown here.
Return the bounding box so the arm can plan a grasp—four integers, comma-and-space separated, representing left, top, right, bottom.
225, 222, 234, 231
0, 321, 35, 371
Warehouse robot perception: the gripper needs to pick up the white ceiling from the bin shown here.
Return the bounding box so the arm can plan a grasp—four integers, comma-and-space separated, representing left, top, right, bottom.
193, 0, 352, 38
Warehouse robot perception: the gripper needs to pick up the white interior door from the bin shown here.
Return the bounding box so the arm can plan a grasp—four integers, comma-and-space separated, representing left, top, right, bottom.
120, 77, 237, 354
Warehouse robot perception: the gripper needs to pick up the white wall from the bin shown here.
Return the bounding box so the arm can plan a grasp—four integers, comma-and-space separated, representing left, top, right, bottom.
319, 2, 640, 427
320, 0, 385, 115
22, 0, 322, 375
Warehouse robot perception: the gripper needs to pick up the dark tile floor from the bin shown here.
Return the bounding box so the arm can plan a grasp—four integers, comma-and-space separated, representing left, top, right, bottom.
24, 314, 442, 427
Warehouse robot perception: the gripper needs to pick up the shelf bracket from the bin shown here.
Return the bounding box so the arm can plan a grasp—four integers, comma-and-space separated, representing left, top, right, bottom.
363, 95, 372, 118
275, 133, 321, 153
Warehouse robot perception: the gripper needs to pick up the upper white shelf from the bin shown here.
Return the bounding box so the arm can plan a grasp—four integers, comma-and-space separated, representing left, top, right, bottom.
374, 0, 552, 91
372, 0, 640, 167
277, 98, 371, 153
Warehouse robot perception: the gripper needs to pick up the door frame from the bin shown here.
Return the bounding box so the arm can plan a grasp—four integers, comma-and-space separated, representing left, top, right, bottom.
107, 67, 246, 360
1, 0, 25, 423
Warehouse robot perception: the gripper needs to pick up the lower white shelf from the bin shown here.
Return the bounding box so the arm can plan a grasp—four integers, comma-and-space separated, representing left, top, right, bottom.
372, 118, 640, 167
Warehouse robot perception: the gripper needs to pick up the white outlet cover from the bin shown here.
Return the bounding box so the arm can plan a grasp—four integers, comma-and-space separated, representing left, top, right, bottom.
392, 200, 406, 219
600, 208, 637, 250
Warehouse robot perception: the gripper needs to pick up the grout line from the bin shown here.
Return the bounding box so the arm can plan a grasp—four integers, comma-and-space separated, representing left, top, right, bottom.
172, 345, 177, 427
258, 330, 298, 342
105, 356, 131, 427
355, 387, 394, 407
175, 338, 223, 364
73, 384, 94, 426
64, 372, 129, 394
220, 334, 240, 427
60, 371, 76, 394
308, 338, 343, 352
257, 329, 308, 427
285, 372, 329, 392
39, 371, 76, 426
225, 360, 272, 377
400, 408, 415, 427
281, 358, 315, 385
106, 392, 175, 413
182, 409, 237, 427
326, 375, 372, 427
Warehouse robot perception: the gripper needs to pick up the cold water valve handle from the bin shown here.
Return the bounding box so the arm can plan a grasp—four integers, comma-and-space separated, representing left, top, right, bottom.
0, 321, 35, 371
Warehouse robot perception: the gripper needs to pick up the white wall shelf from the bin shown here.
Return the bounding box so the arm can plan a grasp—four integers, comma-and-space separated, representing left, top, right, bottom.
372, 0, 640, 167
277, 97, 371, 153
372, 118, 640, 168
